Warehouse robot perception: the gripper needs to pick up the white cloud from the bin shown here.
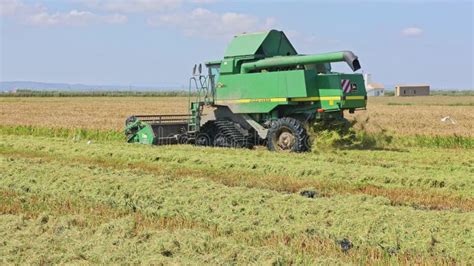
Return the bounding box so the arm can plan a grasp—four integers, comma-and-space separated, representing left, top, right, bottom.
190, 0, 217, 3
0, 0, 42, 17
0, 0, 127, 26
0, 0, 20, 16
147, 8, 276, 38
401, 27, 423, 37
79, 0, 183, 13
26, 10, 127, 26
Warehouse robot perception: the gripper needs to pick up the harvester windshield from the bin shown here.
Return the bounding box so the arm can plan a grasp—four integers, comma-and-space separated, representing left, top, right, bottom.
206, 62, 221, 92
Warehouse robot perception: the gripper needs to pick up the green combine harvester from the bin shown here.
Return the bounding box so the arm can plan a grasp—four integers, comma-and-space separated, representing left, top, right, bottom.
125, 29, 367, 152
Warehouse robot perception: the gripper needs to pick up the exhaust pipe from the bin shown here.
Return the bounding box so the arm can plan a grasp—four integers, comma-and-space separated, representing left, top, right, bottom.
342, 51, 361, 72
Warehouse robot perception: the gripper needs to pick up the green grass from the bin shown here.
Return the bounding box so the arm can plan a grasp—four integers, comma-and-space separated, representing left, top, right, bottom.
2, 124, 472, 149
0, 125, 124, 142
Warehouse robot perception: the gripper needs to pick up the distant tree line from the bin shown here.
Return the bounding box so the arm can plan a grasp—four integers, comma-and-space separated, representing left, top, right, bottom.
1, 89, 199, 97
430, 90, 474, 96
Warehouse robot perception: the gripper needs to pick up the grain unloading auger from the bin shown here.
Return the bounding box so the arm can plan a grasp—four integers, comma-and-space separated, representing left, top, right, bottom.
125, 29, 367, 152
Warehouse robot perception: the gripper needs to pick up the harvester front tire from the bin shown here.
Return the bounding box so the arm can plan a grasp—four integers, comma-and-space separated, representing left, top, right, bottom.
266, 117, 309, 152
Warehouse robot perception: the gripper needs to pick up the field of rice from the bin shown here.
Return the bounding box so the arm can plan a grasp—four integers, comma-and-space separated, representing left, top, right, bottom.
347, 96, 474, 137
0, 95, 473, 264
1, 96, 473, 136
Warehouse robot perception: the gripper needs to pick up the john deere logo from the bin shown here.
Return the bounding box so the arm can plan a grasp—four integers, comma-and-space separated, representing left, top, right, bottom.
351, 83, 358, 91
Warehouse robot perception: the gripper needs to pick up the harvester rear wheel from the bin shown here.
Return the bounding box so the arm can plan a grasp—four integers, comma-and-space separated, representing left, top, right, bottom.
195, 121, 217, 146
267, 117, 309, 152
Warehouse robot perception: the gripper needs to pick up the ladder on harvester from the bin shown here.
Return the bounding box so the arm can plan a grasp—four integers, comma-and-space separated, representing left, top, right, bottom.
187, 64, 213, 141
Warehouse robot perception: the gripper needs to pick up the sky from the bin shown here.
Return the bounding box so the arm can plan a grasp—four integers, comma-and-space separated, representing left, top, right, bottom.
0, 0, 473, 89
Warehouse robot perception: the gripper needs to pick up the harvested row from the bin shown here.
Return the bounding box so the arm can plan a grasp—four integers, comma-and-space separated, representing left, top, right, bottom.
0, 155, 471, 263
1, 134, 472, 211
0, 190, 294, 265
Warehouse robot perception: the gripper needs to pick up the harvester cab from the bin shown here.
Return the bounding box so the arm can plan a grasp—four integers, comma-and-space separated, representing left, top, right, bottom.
125, 29, 367, 152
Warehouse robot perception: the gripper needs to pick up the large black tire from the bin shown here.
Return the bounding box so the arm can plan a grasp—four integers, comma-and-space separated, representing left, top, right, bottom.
266, 117, 309, 152
195, 121, 218, 146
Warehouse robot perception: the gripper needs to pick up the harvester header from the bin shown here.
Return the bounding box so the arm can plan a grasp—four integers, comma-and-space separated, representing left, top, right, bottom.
125, 29, 367, 152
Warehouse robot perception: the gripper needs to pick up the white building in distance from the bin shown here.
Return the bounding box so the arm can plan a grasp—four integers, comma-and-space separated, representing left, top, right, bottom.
364, 73, 385, 96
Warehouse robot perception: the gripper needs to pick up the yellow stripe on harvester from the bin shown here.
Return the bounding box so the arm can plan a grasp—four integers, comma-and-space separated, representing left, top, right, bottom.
215, 97, 287, 104
345, 96, 366, 100
290, 96, 341, 102
289, 96, 321, 102
237, 97, 287, 103
215, 96, 365, 104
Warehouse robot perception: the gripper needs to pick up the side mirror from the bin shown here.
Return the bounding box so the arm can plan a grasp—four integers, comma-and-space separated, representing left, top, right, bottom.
198, 64, 202, 75
192, 64, 197, 76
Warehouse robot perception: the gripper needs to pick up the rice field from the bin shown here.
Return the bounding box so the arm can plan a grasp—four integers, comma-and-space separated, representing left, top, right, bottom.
0, 95, 473, 264
1, 96, 473, 136
0, 97, 189, 131
347, 96, 474, 137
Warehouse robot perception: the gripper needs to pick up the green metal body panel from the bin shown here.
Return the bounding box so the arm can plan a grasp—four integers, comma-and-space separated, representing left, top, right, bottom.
135, 126, 156, 144
219, 70, 308, 98
215, 70, 366, 115
125, 121, 156, 144
339, 73, 366, 109
224, 30, 297, 58
220, 59, 236, 74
